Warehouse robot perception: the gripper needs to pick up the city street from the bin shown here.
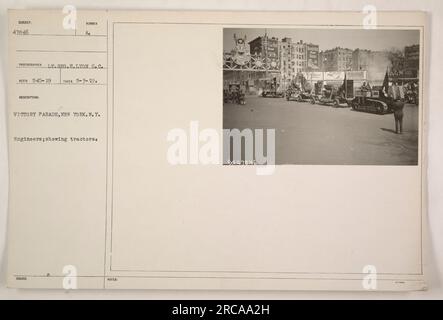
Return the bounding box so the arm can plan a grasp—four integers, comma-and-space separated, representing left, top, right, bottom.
223, 96, 419, 165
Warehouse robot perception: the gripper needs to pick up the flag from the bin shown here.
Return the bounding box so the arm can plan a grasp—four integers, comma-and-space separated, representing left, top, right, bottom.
382, 70, 389, 97
301, 73, 306, 90
341, 74, 347, 97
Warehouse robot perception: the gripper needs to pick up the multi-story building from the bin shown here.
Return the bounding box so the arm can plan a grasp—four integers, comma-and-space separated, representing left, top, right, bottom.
248, 35, 280, 69
305, 43, 320, 71
293, 40, 306, 74
248, 36, 320, 79
404, 44, 419, 78
320, 47, 353, 71
277, 38, 321, 87
292, 40, 319, 73
352, 49, 372, 71
279, 37, 295, 86
338, 48, 353, 71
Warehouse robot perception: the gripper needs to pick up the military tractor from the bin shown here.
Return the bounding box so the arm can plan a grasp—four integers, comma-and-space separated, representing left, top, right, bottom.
349, 86, 395, 114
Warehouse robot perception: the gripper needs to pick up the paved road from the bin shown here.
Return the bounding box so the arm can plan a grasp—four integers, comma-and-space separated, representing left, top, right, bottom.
223, 96, 419, 165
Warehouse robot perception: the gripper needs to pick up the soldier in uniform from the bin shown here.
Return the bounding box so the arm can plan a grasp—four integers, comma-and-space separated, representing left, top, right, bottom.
388, 81, 405, 134
360, 81, 372, 104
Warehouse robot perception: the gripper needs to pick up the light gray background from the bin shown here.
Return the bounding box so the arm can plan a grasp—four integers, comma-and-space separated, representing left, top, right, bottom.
0, 0, 441, 299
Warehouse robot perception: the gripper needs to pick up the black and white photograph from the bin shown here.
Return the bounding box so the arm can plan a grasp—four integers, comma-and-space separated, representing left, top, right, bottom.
223, 28, 421, 165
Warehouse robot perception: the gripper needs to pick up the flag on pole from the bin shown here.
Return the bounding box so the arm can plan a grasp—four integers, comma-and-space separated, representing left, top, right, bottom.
301, 73, 306, 90
382, 69, 389, 97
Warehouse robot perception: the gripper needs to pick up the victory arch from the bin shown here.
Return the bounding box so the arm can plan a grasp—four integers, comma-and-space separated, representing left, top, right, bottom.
223, 34, 280, 95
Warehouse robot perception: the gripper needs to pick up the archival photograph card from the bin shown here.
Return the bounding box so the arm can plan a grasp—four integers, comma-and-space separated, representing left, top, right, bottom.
6, 9, 427, 290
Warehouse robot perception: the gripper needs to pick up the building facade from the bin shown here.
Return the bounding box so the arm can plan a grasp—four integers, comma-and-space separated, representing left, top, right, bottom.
320, 47, 353, 71
249, 35, 280, 69
305, 43, 320, 71
352, 49, 371, 71
292, 41, 320, 73
225, 33, 419, 90
279, 37, 296, 86
278, 39, 320, 86
248, 36, 321, 86
292, 40, 306, 74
